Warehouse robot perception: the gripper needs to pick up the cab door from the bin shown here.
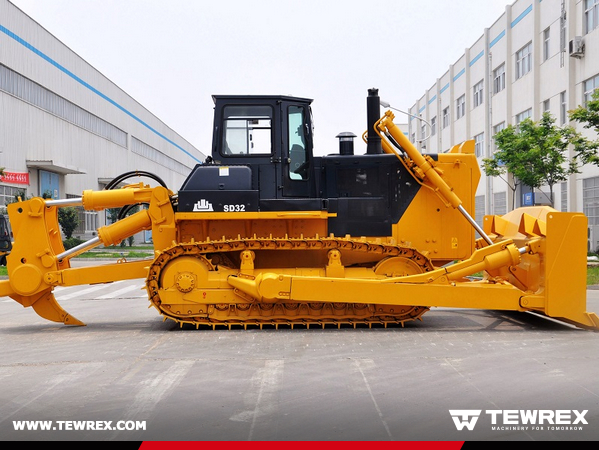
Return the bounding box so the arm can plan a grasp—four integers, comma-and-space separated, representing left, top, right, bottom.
282, 102, 312, 197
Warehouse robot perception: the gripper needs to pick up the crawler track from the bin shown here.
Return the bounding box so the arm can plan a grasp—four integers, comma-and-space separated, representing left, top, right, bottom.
146, 236, 434, 329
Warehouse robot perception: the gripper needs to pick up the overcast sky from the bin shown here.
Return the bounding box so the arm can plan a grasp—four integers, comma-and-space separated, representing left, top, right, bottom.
9, 0, 512, 156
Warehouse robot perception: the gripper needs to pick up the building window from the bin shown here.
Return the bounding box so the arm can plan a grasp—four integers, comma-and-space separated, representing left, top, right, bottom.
493, 64, 506, 94
442, 107, 450, 128
473, 80, 484, 108
516, 42, 532, 80
584, 177, 599, 227
420, 123, 427, 141
474, 133, 484, 158
76, 209, 99, 235
561, 182, 568, 212
493, 122, 506, 152
543, 27, 551, 61
494, 192, 507, 216
516, 109, 532, 125
0, 185, 25, 208
560, 91, 567, 125
584, 177, 599, 251
543, 99, 551, 113
456, 95, 466, 120
583, 75, 599, 106
411, 133, 416, 143
561, 9, 567, 59
585, 0, 599, 34
66, 194, 98, 236
431, 117, 437, 136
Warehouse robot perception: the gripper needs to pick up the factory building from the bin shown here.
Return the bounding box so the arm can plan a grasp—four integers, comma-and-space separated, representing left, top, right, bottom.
407, 0, 599, 250
0, 0, 205, 240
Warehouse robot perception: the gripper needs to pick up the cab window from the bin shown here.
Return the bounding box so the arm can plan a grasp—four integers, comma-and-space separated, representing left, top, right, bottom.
221, 105, 273, 156
288, 105, 309, 180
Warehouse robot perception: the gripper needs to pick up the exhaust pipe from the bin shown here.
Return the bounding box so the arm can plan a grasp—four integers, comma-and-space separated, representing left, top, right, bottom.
367, 88, 383, 155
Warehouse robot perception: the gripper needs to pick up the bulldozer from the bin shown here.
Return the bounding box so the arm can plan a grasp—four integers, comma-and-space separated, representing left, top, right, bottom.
0, 89, 597, 331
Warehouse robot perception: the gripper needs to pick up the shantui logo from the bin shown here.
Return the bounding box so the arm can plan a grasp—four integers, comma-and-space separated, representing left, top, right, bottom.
193, 199, 214, 212
449, 410, 588, 431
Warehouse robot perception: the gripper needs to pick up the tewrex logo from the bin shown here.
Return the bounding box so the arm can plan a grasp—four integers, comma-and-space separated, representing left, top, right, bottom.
449, 410, 481, 431
449, 410, 588, 431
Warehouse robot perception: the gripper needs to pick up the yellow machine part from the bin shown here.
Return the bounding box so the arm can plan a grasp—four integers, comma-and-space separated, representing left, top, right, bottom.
484, 207, 599, 330
391, 152, 479, 264
1, 185, 598, 330
0, 123, 597, 330
0, 188, 166, 325
136, 207, 597, 330
145, 235, 435, 329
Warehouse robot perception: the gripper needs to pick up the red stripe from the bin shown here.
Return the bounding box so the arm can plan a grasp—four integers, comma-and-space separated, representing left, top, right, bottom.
140, 442, 464, 450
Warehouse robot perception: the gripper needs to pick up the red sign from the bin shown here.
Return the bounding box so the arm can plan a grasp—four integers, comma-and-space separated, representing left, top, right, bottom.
0, 171, 30, 185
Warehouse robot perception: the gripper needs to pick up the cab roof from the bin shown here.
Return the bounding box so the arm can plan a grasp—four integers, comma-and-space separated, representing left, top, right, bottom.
211, 94, 313, 104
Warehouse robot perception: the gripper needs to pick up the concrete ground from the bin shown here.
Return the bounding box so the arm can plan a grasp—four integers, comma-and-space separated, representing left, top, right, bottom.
0, 265, 597, 442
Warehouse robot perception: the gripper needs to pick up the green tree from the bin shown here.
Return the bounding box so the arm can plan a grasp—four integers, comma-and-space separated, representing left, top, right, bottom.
569, 89, 599, 165
58, 207, 79, 239
482, 158, 521, 208
106, 207, 120, 224
482, 113, 579, 207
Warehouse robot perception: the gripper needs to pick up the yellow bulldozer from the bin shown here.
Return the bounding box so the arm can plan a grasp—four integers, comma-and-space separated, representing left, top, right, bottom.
1, 89, 597, 331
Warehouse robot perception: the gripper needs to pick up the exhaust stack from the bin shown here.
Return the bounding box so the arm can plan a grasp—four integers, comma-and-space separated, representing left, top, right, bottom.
367, 88, 383, 154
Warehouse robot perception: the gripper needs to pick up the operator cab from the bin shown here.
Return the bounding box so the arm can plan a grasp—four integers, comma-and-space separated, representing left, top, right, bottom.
211, 95, 316, 200
178, 93, 420, 236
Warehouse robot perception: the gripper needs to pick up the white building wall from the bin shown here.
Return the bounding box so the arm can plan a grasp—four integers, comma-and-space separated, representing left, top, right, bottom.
452, 56, 469, 145
0, 0, 205, 239
438, 71, 452, 152
424, 85, 437, 153
407, 0, 599, 238
469, 36, 487, 143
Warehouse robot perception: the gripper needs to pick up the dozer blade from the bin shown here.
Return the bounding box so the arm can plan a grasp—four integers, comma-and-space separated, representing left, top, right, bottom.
10, 289, 85, 326
491, 209, 599, 331
532, 211, 599, 330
